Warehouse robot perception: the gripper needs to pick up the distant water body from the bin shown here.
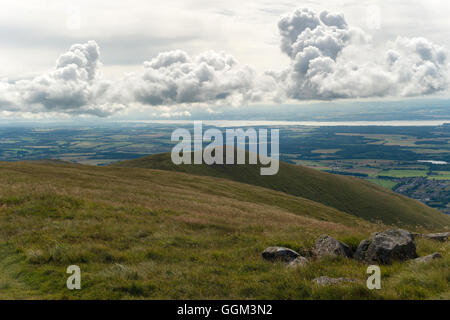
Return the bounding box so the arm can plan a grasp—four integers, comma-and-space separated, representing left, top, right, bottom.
418, 160, 449, 165
121, 120, 450, 127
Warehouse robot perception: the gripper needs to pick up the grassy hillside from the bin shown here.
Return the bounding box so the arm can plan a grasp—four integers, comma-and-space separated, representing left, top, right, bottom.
115, 152, 450, 229
1, 161, 449, 299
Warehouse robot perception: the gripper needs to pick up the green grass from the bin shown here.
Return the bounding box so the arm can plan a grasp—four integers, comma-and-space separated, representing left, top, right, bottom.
0, 160, 449, 299
378, 170, 428, 178
368, 179, 398, 190
115, 152, 450, 229
431, 172, 450, 180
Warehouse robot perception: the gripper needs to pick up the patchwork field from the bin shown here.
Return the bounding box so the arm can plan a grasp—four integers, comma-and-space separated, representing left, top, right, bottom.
0, 123, 448, 214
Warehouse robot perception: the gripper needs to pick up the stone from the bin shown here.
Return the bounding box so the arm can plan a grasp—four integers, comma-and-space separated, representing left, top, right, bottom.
287, 256, 309, 268
354, 229, 417, 264
313, 276, 358, 286
354, 239, 371, 261
423, 232, 449, 242
312, 234, 353, 258
262, 247, 300, 263
414, 252, 442, 263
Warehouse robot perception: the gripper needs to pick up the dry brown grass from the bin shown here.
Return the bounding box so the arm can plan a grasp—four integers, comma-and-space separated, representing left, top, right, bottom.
0, 161, 447, 299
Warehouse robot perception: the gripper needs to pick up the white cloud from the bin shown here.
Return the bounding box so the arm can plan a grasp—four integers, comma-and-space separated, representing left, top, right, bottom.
0, 42, 260, 117
1, 5, 450, 118
0, 40, 126, 117
273, 7, 450, 100
129, 50, 257, 106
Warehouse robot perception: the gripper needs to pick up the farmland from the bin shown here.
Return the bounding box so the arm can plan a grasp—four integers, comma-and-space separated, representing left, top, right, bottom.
0, 122, 448, 213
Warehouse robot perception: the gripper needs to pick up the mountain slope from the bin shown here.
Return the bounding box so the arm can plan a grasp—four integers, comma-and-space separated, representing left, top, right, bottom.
0, 160, 372, 299
0, 161, 449, 299
115, 152, 450, 229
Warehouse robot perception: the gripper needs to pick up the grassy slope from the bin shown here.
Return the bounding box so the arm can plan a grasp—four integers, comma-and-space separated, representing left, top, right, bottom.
115, 152, 450, 229
1, 161, 449, 299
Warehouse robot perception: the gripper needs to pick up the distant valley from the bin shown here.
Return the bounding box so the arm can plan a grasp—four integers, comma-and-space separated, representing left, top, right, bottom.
0, 123, 448, 214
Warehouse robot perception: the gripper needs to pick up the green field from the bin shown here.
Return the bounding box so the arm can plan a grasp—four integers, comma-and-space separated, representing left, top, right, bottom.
432, 172, 450, 180
368, 179, 399, 189
377, 170, 429, 178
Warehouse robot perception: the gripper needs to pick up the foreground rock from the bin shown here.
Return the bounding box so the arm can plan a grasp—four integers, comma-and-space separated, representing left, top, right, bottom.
414, 252, 442, 263
312, 235, 353, 258
354, 229, 417, 264
262, 247, 300, 263
287, 256, 309, 268
313, 276, 358, 286
423, 232, 449, 242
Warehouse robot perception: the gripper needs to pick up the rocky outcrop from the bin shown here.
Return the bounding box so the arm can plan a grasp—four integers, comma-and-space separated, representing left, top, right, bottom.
262, 247, 300, 263
423, 232, 449, 242
354, 229, 417, 264
287, 256, 309, 268
312, 235, 353, 258
414, 252, 442, 263
313, 276, 358, 286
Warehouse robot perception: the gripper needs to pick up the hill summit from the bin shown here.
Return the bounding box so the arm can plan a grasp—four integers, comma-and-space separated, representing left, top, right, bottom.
115, 151, 450, 229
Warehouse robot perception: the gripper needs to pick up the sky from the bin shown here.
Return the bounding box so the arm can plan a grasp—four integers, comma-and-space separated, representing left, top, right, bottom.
1, 0, 450, 120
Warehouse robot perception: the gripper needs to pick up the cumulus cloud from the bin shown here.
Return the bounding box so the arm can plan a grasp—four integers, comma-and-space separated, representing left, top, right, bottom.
0, 43, 260, 117
1, 7, 450, 118
273, 7, 450, 100
0, 41, 125, 116
129, 50, 257, 107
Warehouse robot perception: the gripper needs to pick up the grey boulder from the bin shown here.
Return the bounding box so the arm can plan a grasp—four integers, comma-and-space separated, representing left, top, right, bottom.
423, 232, 449, 242
287, 256, 309, 268
354, 229, 417, 264
312, 235, 353, 258
354, 239, 371, 261
414, 252, 442, 263
262, 247, 300, 263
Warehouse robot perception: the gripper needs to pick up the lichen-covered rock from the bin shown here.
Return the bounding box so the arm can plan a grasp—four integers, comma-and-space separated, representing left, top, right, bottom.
354, 229, 417, 264
313, 276, 358, 286
262, 247, 300, 263
414, 252, 442, 263
423, 232, 449, 242
312, 235, 353, 258
287, 256, 309, 268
